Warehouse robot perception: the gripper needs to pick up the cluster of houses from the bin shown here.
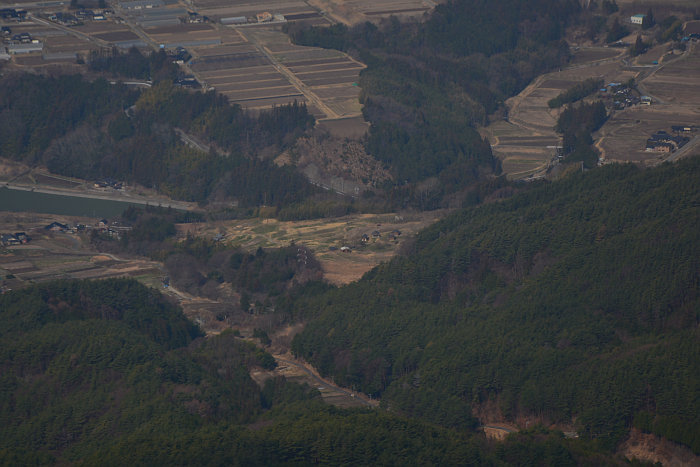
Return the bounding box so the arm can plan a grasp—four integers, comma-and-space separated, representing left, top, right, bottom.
47, 9, 111, 26
1, 20, 43, 56
0, 8, 27, 22
1, 232, 30, 247
328, 228, 403, 253
44, 219, 132, 239
599, 82, 646, 109
645, 127, 693, 153
184, 11, 208, 24
93, 178, 123, 190
220, 11, 285, 25
359, 229, 402, 244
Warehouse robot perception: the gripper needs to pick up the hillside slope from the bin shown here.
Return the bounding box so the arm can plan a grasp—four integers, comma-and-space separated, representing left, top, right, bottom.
292, 158, 700, 451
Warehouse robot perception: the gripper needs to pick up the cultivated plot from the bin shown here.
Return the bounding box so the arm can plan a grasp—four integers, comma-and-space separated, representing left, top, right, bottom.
598, 44, 700, 164
191, 0, 316, 23
308, 0, 432, 25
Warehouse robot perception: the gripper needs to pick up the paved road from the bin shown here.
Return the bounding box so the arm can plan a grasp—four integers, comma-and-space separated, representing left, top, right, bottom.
665, 134, 700, 162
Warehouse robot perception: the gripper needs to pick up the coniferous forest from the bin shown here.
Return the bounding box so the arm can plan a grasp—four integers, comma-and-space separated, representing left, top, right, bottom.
0, 279, 627, 464
291, 158, 700, 453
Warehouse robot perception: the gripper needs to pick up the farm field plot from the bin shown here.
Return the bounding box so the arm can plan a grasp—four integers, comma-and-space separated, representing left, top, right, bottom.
308, 0, 431, 25
143, 22, 243, 47
191, 0, 315, 22
642, 49, 700, 105
189, 26, 363, 118
487, 49, 641, 179
598, 44, 700, 164
92, 30, 140, 43
66, 20, 145, 48
180, 211, 444, 285
73, 21, 132, 35
43, 34, 96, 55
0, 219, 163, 291
597, 108, 699, 164
569, 47, 621, 65
245, 28, 364, 118
191, 41, 307, 110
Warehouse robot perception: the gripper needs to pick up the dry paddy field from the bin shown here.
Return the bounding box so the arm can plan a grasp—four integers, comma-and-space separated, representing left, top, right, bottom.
487, 47, 639, 179
190, 26, 363, 119
191, 40, 311, 112
178, 211, 444, 285
255, 28, 364, 118
0, 215, 163, 292
308, 0, 432, 25
192, 0, 319, 23
43, 33, 97, 56
142, 22, 242, 48
598, 44, 700, 164
68, 20, 144, 48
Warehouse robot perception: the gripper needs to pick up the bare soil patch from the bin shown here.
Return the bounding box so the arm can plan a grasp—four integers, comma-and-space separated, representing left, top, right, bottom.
619, 428, 699, 466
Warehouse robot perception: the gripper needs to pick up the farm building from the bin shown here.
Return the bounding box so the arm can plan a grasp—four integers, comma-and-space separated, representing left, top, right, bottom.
646, 140, 673, 152
119, 0, 163, 10
45, 222, 69, 231
630, 14, 645, 25
671, 125, 694, 134
7, 42, 43, 54
221, 16, 247, 25
1, 234, 20, 246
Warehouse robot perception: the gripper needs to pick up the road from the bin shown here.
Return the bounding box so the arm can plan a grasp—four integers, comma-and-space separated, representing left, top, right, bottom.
665, 134, 700, 162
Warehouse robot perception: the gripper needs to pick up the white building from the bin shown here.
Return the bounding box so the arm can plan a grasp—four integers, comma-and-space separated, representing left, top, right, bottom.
631, 14, 645, 25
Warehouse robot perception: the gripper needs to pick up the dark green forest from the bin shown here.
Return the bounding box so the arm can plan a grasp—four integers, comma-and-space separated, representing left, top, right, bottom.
0, 74, 316, 208
88, 47, 179, 82
556, 100, 608, 168
0, 279, 624, 464
290, 157, 700, 452
286, 0, 580, 207
548, 77, 604, 108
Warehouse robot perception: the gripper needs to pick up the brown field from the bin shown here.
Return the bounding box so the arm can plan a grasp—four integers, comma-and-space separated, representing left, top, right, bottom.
73, 21, 131, 35
569, 47, 621, 65
635, 44, 668, 65
0, 216, 164, 290
144, 23, 243, 46
93, 30, 140, 42
43, 34, 96, 54
483, 45, 686, 179
191, 0, 314, 21
597, 107, 700, 164
179, 211, 445, 285
13, 55, 45, 66
598, 43, 700, 164
642, 50, 700, 104
188, 26, 363, 119
307, 0, 432, 25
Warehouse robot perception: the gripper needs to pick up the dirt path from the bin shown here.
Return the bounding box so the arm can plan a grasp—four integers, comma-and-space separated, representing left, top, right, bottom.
273, 353, 379, 408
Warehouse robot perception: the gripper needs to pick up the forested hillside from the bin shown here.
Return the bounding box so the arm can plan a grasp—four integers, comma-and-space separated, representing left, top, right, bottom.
0, 74, 316, 207
291, 158, 700, 452
286, 0, 579, 207
0, 278, 620, 464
